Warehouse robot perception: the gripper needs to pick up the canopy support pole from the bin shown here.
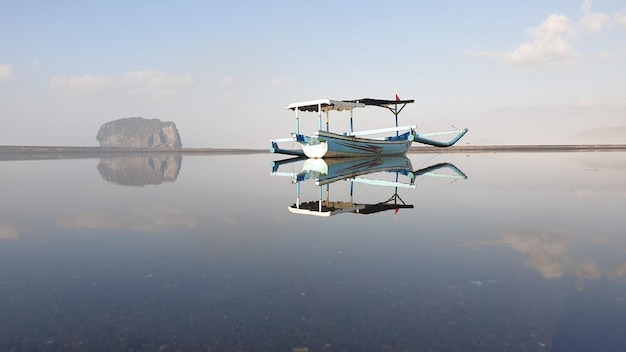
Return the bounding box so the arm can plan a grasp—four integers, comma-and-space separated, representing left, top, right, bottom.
349, 108, 354, 133
296, 181, 301, 208
395, 101, 399, 136
326, 110, 329, 132
295, 108, 300, 134
318, 186, 323, 212
318, 103, 322, 131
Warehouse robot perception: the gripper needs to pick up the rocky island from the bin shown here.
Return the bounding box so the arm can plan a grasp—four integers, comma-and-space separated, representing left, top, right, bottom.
96, 117, 182, 148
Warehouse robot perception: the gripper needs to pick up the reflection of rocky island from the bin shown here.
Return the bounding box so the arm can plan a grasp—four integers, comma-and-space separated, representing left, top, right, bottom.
97, 154, 182, 186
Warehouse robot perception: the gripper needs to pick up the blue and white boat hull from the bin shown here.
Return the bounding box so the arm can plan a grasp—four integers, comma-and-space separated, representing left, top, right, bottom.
296, 130, 413, 158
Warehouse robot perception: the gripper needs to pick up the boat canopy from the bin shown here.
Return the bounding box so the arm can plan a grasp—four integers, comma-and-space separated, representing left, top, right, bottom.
287, 99, 365, 113
344, 98, 415, 106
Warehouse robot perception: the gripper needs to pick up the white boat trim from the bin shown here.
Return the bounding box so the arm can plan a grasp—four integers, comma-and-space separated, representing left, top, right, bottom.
287, 204, 365, 217
271, 136, 296, 143
351, 177, 417, 189
419, 172, 468, 180
416, 129, 467, 137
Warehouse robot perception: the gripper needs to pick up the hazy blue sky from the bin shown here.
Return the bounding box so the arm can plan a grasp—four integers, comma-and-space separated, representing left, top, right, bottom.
1, 0, 625, 147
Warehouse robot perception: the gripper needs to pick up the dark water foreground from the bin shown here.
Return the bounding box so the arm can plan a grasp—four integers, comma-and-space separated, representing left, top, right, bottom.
0, 152, 624, 351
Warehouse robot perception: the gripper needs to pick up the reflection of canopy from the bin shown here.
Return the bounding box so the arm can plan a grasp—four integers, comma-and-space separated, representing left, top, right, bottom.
355, 193, 413, 214
288, 201, 364, 217
288, 193, 414, 217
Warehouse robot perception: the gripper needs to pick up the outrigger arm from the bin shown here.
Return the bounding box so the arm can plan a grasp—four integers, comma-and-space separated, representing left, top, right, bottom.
270, 137, 305, 157
410, 162, 468, 180
413, 128, 469, 147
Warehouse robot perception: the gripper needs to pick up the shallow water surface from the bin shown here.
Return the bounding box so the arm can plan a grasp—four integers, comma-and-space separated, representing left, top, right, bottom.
1, 152, 625, 351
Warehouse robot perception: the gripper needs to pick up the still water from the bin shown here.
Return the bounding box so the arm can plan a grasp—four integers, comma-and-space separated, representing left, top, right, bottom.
1, 152, 625, 351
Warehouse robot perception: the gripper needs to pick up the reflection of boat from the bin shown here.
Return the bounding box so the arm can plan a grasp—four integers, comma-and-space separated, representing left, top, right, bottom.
271, 156, 467, 217
270, 98, 468, 158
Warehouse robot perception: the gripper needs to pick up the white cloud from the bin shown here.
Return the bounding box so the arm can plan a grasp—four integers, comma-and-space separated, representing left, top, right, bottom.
0, 222, 19, 240
595, 51, 613, 59
578, 99, 599, 108
51, 75, 114, 94
123, 70, 194, 101
580, 0, 611, 33
0, 64, 13, 83
217, 76, 238, 104
575, 189, 597, 198
218, 75, 236, 88
463, 47, 504, 60
503, 15, 579, 66
613, 262, 626, 277
465, 15, 579, 67
500, 228, 572, 279
466, 1, 625, 67
51, 70, 195, 101
222, 215, 238, 225
57, 203, 198, 233
467, 228, 626, 286
265, 77, 295, 89
615, 11, 626, 29
576, 98, 626, 108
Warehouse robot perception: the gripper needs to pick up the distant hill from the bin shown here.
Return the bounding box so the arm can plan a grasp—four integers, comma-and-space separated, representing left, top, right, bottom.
566, 126, 626, 144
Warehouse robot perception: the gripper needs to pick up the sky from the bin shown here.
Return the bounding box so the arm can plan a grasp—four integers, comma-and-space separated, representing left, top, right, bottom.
0, 0, 625, 147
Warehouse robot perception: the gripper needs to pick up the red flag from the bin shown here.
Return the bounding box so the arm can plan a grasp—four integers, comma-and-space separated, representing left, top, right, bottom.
395, 208, 399, 215
395, 94, 400, 101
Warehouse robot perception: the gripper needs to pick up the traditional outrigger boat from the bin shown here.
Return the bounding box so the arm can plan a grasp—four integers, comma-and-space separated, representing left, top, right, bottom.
271, 156, 467, 217
270, 98, 468, 158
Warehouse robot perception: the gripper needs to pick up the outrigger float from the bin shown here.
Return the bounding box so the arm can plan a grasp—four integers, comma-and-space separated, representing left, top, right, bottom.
270, 98, 468, 158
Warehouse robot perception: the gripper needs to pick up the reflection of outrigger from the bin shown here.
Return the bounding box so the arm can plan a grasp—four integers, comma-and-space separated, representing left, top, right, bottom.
270, 98, 468, 158
271, 156, 467, 217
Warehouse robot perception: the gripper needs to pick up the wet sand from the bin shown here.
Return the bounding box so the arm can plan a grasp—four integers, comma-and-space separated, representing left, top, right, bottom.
410, 144, 626, 153
0, 146, 265, 161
